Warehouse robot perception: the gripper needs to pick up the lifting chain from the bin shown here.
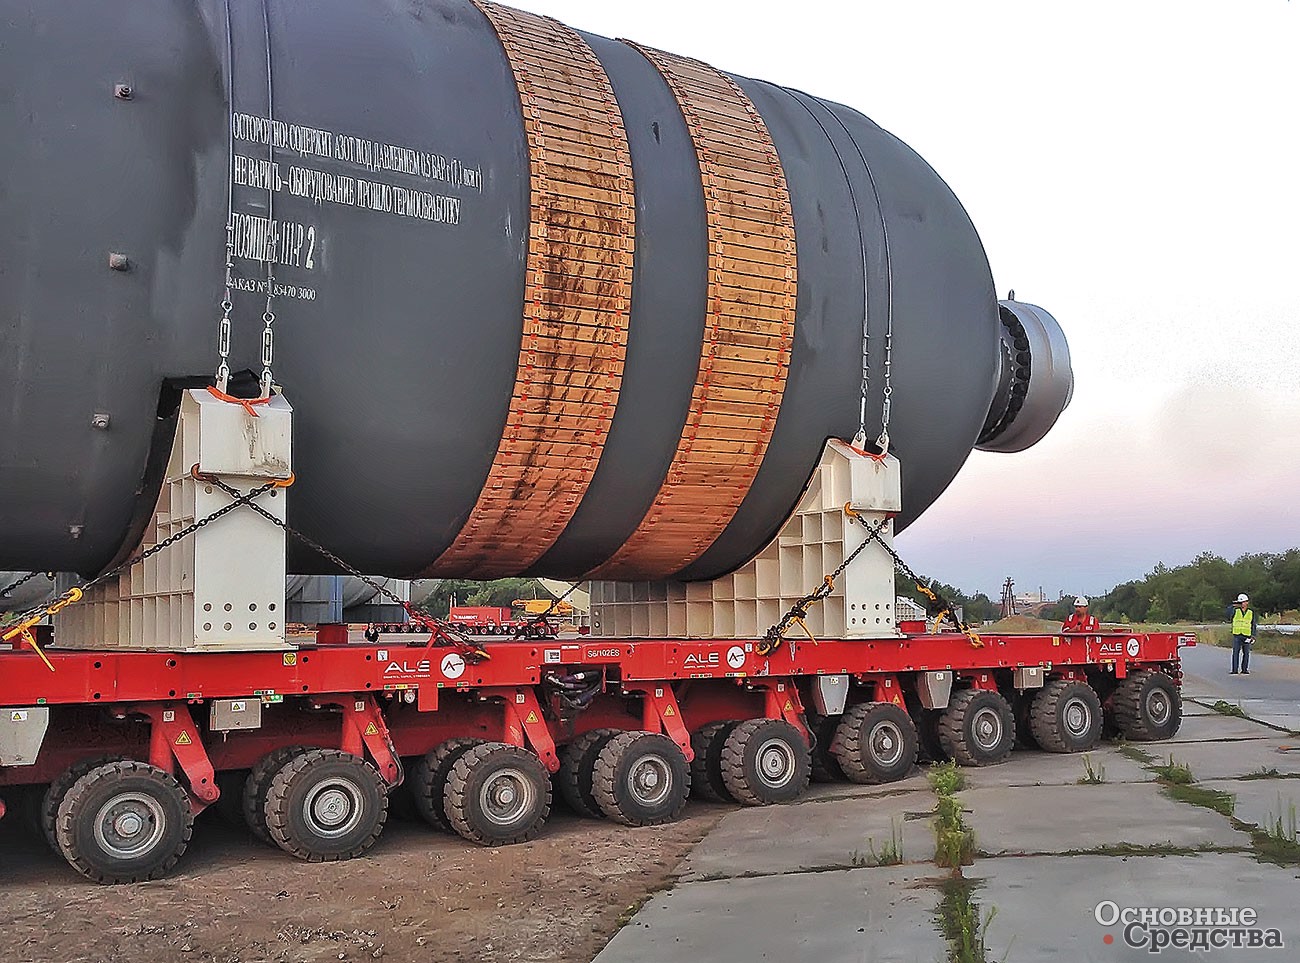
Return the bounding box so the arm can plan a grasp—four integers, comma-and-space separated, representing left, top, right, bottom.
0, 570, 54, 602
200, 475, 490, 663
757, 516, 890, 657
758, 506, 980, 659
1, 478, 285, 670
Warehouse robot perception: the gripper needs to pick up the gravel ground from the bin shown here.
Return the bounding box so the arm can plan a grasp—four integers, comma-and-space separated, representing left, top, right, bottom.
0, 801, 723, 963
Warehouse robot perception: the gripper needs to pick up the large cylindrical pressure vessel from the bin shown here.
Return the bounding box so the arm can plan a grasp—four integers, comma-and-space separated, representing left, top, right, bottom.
0, 0, 1071, 583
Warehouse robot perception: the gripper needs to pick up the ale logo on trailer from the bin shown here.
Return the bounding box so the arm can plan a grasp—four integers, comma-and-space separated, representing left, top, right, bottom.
726, 646, 746, 669
440, 653, 466, 680
1127, 638, 1141, 658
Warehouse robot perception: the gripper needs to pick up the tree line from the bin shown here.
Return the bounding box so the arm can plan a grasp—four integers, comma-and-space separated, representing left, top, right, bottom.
1087, 550, 1300, 623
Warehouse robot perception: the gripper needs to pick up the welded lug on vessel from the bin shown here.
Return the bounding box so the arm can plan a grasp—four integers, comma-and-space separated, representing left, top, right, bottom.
90, 413, 111, 430
113, 84, 133, 101
107, 253, 130, 272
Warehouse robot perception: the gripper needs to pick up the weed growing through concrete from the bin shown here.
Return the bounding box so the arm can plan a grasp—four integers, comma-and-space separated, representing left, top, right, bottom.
1264, 798, 1298, 845
1152, 755, 1194, 785
933, 784, 975, 868
1240, 767, 1300, 781
928, 760, 966, 796
1077, 754, 1106, 785
935, 877, 1003, 963
1117, 743, 1155, 766
1211, 700, 1247, 718
1163, 783, 1236, 819
865, 817, 905, 866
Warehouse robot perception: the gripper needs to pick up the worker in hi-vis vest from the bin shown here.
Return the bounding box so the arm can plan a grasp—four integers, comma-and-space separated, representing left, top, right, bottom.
1230, 593, 1257, 675
1062, 597, 1099, 633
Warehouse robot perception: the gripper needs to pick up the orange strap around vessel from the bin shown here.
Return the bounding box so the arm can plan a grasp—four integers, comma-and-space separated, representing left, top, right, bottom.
430, 1, 636, 577
587, 44, 798, 579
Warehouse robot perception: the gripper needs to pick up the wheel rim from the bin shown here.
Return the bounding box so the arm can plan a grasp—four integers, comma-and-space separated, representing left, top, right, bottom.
480, 767, 535, 826
755, 737, 796, 789
93, 792, 166, 859
970, 706, 1004, 751
303, 778, 364, 839
627, 753, 673, 806
869, 720, 906, 767
1145, 687, 1171, 726
1063, 697, 1092, 737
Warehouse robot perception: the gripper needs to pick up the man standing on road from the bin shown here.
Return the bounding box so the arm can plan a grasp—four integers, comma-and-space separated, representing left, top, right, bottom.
1231, 593, 1257, 675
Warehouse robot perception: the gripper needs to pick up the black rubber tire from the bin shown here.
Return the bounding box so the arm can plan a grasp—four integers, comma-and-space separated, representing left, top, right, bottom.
242, 746, 311, 843
41, 754, 128, 851
264, 749, 388, 861
809, 715, 845, 783
444, 742, 552, 845
593, 731, 691, 826
1029, 680, 1103, 753
938, 689, 1016, 767
831, 703, 919, 785
1112, 670, 1182, 742
411, 738, 485, 831
689, 721, 740, 801
55, 760, 194, 884
720, 718, 812, 806
557, 728, 622, 817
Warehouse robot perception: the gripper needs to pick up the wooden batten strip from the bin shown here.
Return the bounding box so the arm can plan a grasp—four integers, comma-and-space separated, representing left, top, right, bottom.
429, 1, 635, 577
588, 44, 797, 579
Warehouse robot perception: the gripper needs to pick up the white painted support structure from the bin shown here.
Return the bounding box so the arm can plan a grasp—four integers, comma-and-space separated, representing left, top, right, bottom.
54, 389, 293, 651
588, 440, 902, 640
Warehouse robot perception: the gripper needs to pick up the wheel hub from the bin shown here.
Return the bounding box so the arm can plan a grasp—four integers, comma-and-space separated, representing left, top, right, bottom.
755, 738, 796, 789
627, 754, 672, 806
971, 707, 1003, 750
869, 721, 905, 767
1063, 698, 1090, 737
304, 778, 364, 839
1146, 689, 1171, 725
480, 768, 535, 826
93, 792, 166, 859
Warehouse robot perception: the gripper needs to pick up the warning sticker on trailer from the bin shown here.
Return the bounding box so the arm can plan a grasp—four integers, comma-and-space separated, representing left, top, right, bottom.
364, 721, 379, 736
10, 710, 27, 722
175, 731, 192, 746
544, 649, 562, 663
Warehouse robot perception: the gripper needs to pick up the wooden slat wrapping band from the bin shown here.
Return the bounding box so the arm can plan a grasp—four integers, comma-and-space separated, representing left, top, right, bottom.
430, 1, 635, 577
588, 44, 797, 579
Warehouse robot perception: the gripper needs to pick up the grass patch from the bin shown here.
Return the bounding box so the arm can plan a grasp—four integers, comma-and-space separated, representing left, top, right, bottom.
1117, 743, 1155, 765
1060, 841, 1231, 857
1162, 783, 1236, 819
1240, 767, 1300, 781
929, 760, 966, 796
1211, 700, 1247, 718
934, 876, 1001, 963
854, 817, 905, 867
935, 795, 976, 868
1151, 755, 1195, 785
1077, 754, 1106, 785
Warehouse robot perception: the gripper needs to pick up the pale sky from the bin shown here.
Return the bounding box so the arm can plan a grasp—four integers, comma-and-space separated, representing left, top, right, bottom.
511, 0, 1300, 597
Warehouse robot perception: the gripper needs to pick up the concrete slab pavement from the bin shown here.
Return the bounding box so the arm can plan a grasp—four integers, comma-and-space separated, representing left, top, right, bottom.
977, 853, 1297, 962
594, 865, 948, 963
680, 787, 937, 881
1145, 737, 1300, 781
963, 744, 1151, 789
964, 782, 1249, 856
1201, 778, 1300, 835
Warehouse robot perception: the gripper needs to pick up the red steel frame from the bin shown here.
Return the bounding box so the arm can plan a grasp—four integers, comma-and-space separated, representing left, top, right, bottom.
0, 628, 1194, 809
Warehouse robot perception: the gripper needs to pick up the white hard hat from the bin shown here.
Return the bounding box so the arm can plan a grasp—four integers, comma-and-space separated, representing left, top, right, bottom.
1074, 597, 1088, 606
1236, 594, 1250, 603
